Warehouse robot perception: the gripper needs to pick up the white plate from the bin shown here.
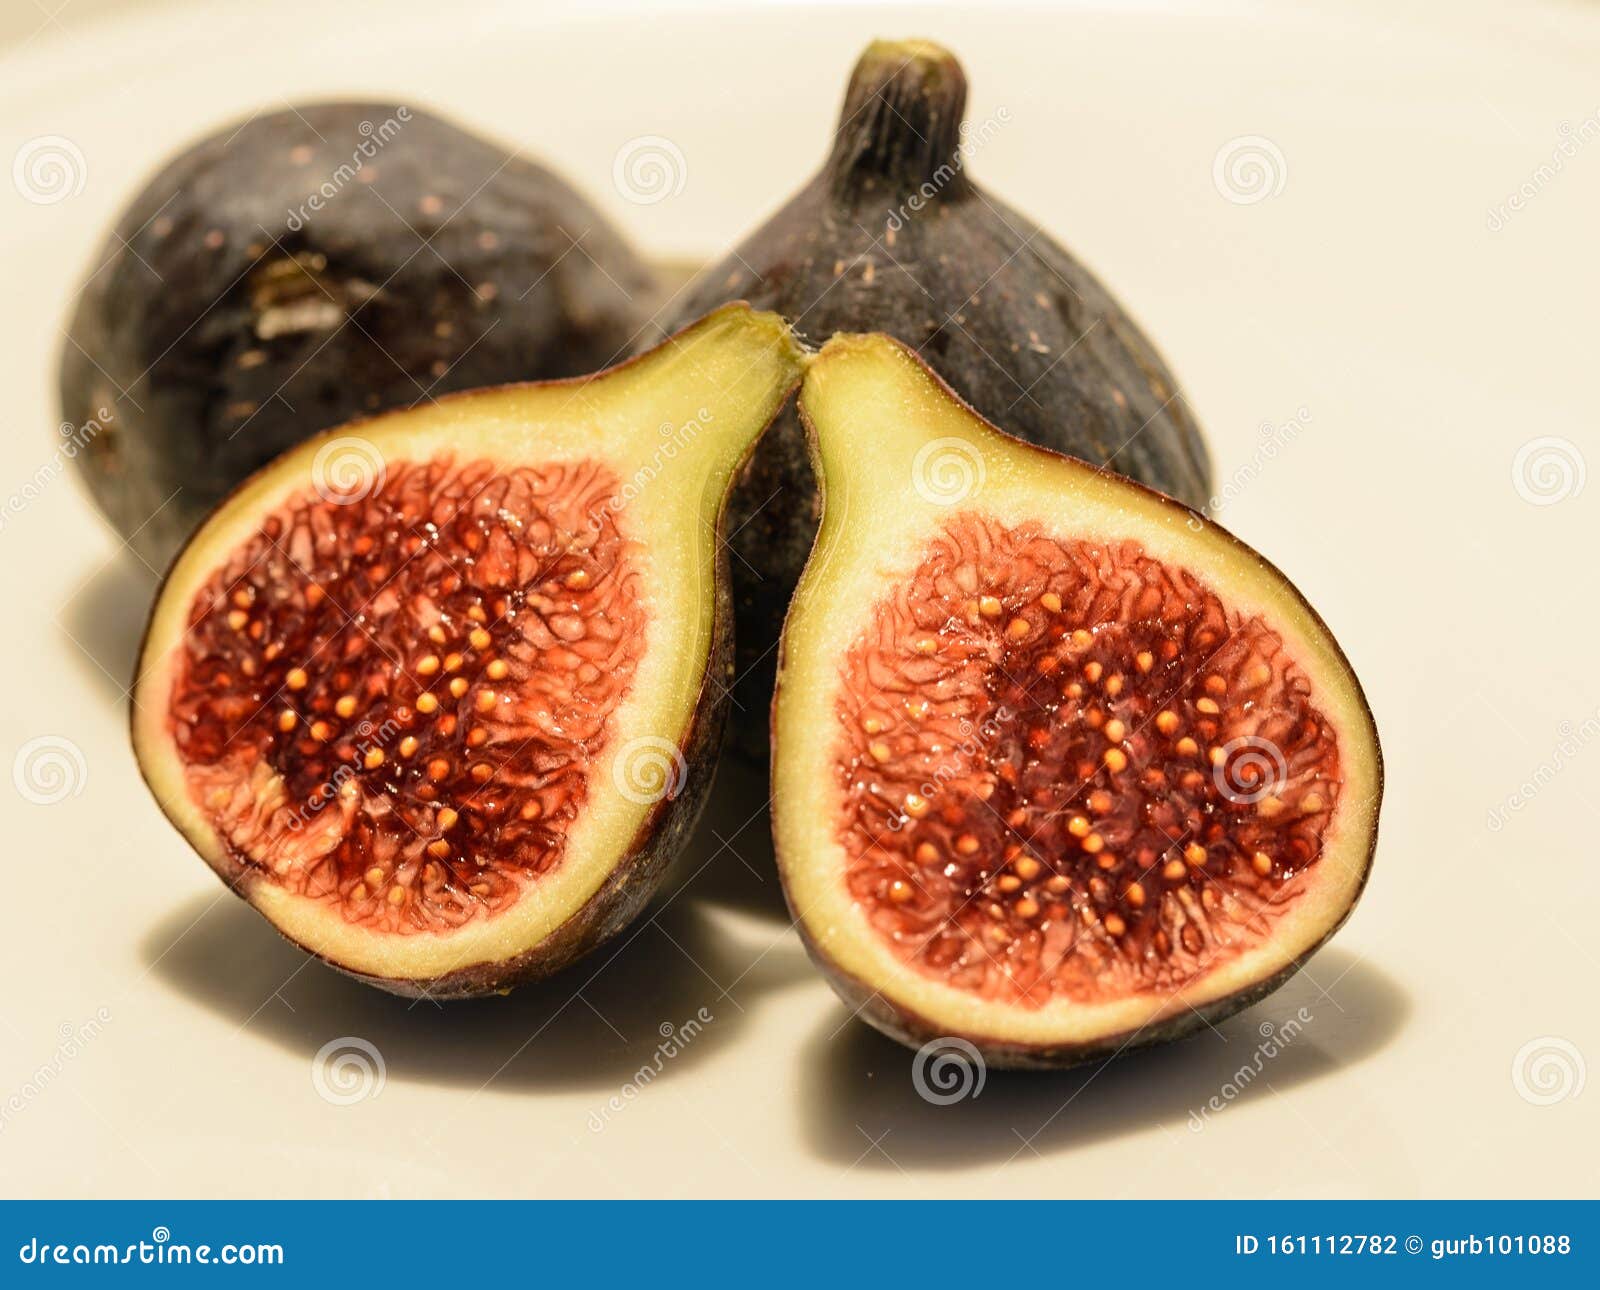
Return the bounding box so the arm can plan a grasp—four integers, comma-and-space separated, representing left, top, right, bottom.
1, 0, 1595, 1198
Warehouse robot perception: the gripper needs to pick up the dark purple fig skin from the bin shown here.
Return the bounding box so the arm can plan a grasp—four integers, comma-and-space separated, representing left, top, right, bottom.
662, 41, 1213, 764
795, 902, 1378, 1071
798, 921, 1305, 1071
62, 101, 658, 570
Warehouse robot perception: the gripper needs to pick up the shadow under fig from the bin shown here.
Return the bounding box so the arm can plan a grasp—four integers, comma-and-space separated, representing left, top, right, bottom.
58, 549, 159, 702
663, 756, 789, 922
797, 947, 1410, 1170
143, 889, 795, 1095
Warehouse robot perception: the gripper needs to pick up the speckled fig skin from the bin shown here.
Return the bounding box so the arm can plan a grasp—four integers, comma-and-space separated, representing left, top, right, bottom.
664, 40, 1213, 764
773, 338, 1380, 1069
63, 101, 657, 570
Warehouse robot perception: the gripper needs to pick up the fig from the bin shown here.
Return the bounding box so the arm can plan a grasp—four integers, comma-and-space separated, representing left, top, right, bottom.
773, 334, 1380, 1068
131, 305, 803, 997
665, 38, 1213, 762
62, 101, 658, 569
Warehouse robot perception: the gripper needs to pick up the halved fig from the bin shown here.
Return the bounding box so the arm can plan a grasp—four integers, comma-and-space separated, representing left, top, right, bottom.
133, 305, 803, 997
773, 335, 1381, 1067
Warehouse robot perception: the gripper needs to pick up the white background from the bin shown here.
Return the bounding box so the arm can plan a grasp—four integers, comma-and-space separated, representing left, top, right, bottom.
0, 0, 1594, 1197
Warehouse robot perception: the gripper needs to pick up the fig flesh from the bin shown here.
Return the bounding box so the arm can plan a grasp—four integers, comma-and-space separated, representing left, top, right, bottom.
773, 334, 1380, 1067
132, 306, 803, 997
665, 39, 1213, 764
62, 102, 658, 570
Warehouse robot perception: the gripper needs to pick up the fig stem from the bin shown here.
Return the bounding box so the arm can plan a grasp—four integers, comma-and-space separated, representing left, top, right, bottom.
827, 38, 971, 203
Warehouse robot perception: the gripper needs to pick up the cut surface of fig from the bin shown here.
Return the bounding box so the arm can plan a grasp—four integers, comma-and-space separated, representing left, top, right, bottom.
773, 335, 1380, 1066
134, 305, 804, 996
171, 456, 648, 936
